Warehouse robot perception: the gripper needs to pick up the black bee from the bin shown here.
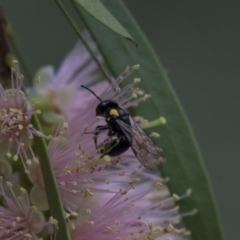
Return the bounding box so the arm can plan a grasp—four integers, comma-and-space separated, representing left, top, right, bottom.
81, 85, 165, 169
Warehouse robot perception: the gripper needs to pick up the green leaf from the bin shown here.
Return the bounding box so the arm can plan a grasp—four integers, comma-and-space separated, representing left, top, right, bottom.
74, 1, 224, 239
31, 116, 71, 240
74, 0, 137, 46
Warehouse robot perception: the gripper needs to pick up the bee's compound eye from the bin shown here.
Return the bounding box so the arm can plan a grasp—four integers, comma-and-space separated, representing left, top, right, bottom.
109, 109, 119, 117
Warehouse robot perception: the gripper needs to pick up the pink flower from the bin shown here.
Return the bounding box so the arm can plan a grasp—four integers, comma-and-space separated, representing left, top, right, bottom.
29, 40, 151, 212
0, 176, 51, 240
29, 61, 150, 214
33, 38, 103, 121
28, 132, 141, 213
0, 61, 46, 172
29, 37, 194, 239
28, 69, 192, 238
71, 184, 192, 240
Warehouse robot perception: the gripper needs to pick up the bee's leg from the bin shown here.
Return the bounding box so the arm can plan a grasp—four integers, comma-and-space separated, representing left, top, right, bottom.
84, 125, 109, 134
98, 135, 120, 157
93, 133, 100, 150
84, 125, 109, 150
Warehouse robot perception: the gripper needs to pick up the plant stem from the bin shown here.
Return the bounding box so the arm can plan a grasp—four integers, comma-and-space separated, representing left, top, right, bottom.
54, 0, 112, 82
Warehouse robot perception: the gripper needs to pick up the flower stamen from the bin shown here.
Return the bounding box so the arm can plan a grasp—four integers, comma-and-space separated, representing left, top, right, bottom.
141, 117, 166, 129
82, 155, 111, 170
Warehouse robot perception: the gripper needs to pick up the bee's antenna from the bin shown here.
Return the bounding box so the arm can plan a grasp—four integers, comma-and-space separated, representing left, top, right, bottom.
81, 85, 102, 102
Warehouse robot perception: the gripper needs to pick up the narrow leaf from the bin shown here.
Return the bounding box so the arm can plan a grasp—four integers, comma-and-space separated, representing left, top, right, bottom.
75, 1, 224, 239
31, 116, 71, 240
74, 0, 137, 46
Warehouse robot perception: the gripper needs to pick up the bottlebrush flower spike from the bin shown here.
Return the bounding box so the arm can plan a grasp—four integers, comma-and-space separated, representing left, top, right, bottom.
0, 61, 46, 172
70, 186, 191, 240
29, 37, 194, 239
28, 131, 139, 213
0, 176, 51, 240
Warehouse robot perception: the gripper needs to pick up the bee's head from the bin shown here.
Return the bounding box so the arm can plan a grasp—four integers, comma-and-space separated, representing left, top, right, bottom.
96, 100, 119, 117
80, 85, 120, 118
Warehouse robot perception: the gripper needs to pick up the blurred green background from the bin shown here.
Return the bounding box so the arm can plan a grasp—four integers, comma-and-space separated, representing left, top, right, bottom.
1, 1, 239, 239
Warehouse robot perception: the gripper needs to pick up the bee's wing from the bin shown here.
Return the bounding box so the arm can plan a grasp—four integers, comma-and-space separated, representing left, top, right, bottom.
116, 117, 165, 169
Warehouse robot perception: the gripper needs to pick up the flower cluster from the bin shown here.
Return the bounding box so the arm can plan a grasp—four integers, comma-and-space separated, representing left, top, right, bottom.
0, 36, 194, 239
0, 176, 56, 240
0, 61, 46, 172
